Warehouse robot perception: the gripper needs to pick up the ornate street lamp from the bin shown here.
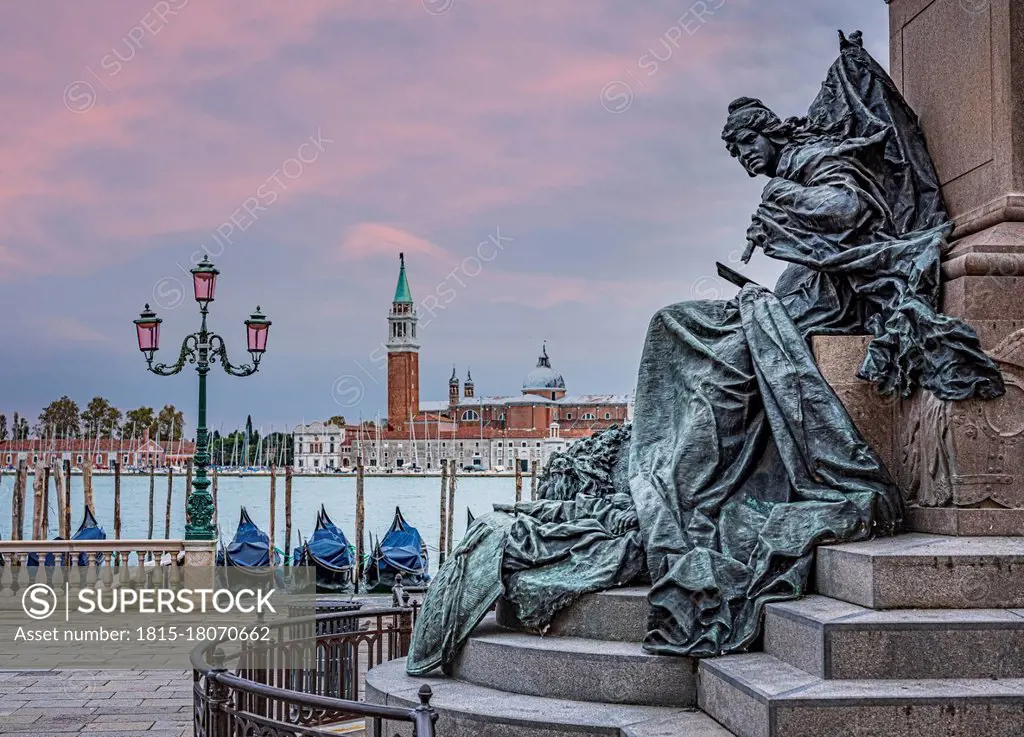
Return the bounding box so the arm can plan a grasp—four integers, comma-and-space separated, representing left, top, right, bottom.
134, 256, 271, 540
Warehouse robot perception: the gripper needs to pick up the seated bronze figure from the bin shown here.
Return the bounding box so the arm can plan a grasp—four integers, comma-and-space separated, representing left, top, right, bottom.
405, 31, 1004, 675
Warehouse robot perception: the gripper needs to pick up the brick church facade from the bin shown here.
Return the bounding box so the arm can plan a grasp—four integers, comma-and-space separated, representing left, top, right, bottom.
294, 254, 632, 472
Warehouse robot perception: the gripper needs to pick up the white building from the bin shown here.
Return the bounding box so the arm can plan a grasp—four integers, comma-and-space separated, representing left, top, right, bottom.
292, 422, 347, 471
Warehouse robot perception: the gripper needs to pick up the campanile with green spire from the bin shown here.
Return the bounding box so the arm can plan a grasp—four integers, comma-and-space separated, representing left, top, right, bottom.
393, 252, 413, 303
387, 252, 419, 431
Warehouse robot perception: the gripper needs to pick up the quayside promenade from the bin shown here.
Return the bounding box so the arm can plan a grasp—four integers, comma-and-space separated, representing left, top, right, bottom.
0, 669, 192, 737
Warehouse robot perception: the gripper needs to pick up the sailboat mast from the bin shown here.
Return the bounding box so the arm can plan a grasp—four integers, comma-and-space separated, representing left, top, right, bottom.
410, 411, 418, 468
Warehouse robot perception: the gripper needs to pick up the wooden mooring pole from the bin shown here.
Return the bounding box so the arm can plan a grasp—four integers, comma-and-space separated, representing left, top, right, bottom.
283, 463, 292, 565
514, 457, 523, 503
283, 466, 292, 561
83, 460, 94, 514
447, 460, 456, 556
355, 457, 365, 591
11, 459, 26, 541
62, 460, 71, 540
31, 461, 44, 540
53, 461, 67, 539
164, 467, 174, 539
531, 459, 539, 501
113, 460, 121, 540
269, 464, 277, 562
438, 459, 448, 567
41, 465, 50, 538
148, 463, 155, 539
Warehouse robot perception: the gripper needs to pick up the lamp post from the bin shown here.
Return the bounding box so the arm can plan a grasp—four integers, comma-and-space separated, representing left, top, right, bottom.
134, 256, 270, 540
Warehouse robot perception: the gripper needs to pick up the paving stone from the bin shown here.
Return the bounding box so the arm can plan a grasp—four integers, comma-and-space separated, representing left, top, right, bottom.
7, 707, 97, 718
80, 722, 156, 731
85, 698, 143, 708
139, 698, 192, 709
0, 723, 84, 733
15, 699, 90, 708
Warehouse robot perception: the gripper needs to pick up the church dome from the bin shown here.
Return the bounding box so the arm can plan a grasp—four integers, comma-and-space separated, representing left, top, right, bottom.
522, 344, 565, 392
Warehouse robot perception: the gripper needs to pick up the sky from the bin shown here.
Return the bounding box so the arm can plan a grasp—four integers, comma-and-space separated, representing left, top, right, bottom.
0, 0, 892, 436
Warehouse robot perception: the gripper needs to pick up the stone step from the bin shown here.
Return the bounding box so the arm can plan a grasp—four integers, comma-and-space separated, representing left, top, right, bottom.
699, 653, 1024, 737
496, 586, 649, 642
452, 617, 698, 707
815, 533, 1024, 609
365, 658, 734, 737
764, 595, 1024, 680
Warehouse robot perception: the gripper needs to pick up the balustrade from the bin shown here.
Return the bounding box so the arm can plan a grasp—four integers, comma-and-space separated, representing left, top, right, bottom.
0, 540, 188, 597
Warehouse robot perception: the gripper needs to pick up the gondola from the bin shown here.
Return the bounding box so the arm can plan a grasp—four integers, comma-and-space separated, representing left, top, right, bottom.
218, 507, 281, 569
26, 507, 106, 568
466, 507, 476, 530
294, 505, 356, 593
363, 505, 429, 593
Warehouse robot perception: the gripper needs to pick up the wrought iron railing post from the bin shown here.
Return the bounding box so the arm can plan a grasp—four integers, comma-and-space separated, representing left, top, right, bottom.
412, 685, 438, 737
207, 647, 231, 737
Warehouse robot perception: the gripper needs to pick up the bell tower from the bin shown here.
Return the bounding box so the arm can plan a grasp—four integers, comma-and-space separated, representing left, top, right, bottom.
387, 253, 419, 431
448, 366, 460, 411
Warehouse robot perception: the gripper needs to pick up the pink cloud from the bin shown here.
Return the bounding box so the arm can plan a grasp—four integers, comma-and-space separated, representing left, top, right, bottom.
0, 0, 744, 281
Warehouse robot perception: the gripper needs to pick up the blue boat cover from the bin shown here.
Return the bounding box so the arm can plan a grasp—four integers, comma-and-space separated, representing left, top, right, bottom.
27, 507, 105, 567
378, 506, 426, 574
224, 507, 279, 567
306, 506, 354, 571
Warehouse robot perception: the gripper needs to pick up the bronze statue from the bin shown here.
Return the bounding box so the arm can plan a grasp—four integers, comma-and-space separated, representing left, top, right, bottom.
406, 31, 1004, 674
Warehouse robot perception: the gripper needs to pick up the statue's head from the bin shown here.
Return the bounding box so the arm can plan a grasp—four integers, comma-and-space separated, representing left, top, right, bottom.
722, 97, 786, 177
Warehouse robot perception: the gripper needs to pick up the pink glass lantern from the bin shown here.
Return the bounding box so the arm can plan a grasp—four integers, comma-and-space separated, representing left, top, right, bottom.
245, 306, 271, 354
191, 256, 219, 305
134, 304, 162, 358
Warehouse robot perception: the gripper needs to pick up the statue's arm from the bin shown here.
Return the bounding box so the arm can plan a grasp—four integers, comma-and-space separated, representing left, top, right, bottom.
748, 173, 867, 264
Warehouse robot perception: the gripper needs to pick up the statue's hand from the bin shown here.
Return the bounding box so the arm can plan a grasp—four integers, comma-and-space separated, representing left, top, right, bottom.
610, 507, 639, 536
743, 219, 766, 263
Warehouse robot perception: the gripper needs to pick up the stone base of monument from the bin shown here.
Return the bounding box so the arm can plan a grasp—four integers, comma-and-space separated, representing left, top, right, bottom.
366, 533, 1024, 737
811, 334, 1024, 538
365, 586, 728, 737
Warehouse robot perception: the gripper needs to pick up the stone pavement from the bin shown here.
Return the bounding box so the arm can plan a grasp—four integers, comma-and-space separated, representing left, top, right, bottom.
0, 669, 192, 736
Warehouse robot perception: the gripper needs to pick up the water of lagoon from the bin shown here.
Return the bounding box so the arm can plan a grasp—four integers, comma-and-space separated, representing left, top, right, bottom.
0, 473, 521, 574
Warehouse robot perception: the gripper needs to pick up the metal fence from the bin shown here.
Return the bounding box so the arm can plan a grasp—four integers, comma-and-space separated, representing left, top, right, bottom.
191, 588, 434, 737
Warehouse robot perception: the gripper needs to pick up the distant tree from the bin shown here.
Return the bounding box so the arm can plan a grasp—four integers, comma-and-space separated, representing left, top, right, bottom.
38, 396, 81, 438
81, 397, 122, 438
0, 414, 7, 441
156, 405, 185, 441
122, 407, 157, 440
328, 415, 346, 427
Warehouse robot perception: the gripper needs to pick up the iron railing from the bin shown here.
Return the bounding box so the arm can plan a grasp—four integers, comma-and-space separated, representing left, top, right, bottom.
191, 594, 435, 737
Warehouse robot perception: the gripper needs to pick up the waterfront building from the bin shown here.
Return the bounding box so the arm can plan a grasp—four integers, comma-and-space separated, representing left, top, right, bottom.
0, 434, 195, 470
299, 254, 633, 472
292, 421, 347, 471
